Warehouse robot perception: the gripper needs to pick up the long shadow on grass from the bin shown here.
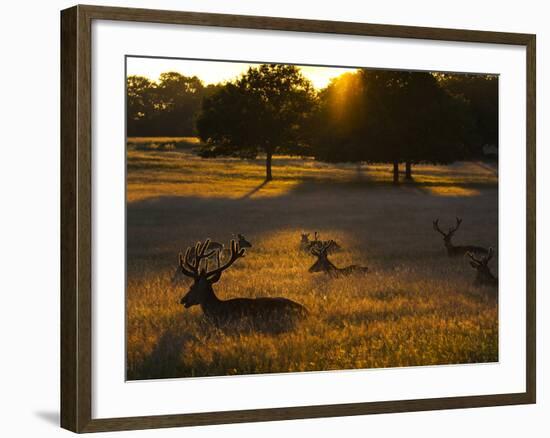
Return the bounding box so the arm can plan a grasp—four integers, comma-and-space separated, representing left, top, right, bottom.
128, 330, 196, 380
129, 320, 300, 380
127, 176, 497, 275
289, 176, 497, 193
239, 179, 270, 199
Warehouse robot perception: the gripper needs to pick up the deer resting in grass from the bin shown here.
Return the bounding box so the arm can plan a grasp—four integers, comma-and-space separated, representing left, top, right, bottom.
308, 242, 368, 278
178, 239, 307, 330
218, 234, 252, 262
466, 247, 498, 287
433, 217, 488, 257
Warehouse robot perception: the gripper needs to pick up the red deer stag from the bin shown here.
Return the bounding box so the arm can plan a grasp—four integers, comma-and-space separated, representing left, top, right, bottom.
433, 217, 488, 257
308, 242, 368, 278
178, 239, 307, 330
466, 247, 498, 287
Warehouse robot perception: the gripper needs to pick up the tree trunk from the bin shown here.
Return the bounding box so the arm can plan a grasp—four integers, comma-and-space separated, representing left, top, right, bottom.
265, 150, 273, 181
405, 161, 413, 180
392, 161, 399, 183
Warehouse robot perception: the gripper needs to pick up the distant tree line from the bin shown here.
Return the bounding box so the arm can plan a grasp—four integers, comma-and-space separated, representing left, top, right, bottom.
127, 65, 498, 182
127, 72, 222, 136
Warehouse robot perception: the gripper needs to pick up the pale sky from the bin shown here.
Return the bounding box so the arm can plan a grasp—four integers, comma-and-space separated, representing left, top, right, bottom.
126, 57, 358, 90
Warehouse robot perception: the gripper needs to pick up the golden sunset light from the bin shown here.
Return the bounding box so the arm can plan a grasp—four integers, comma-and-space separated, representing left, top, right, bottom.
125, 55, 499, 382
126, 56, 357, 89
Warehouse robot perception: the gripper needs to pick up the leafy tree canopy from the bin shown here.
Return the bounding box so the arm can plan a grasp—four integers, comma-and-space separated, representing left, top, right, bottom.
436, 73, 498, 156
196, 64, 317, 180
310, 69, 473, 180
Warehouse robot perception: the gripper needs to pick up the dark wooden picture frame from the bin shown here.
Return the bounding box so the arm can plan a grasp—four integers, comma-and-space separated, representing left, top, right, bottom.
61, 4, 536, 433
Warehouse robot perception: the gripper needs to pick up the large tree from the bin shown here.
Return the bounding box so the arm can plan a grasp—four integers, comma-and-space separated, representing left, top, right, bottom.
392, 71, 471, 180
196, 64, 317, 181
311, 69, 470, 182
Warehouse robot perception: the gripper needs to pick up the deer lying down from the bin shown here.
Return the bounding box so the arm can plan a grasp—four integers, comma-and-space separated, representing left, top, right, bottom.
308, 242, 368, 278
466, 247, 498, 287
433, 217, 488, 257
178, 240, 307, 331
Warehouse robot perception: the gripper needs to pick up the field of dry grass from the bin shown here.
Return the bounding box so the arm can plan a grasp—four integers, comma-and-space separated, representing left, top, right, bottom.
126, 137, 498, 380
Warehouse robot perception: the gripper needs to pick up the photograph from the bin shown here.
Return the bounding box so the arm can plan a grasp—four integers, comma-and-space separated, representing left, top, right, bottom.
125, 56, 499, 381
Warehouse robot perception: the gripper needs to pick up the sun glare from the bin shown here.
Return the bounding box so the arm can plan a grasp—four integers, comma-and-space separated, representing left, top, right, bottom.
126, 57, 357, 89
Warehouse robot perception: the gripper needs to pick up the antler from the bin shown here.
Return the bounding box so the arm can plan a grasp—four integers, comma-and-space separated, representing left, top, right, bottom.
466, 247, 494, 266
178, 253, 197, 278
448, 217, 462, 234
311, 241, 331, 257
310, 246, 322, 256
432, 219, 446, 237
485, 247, 494, 263
433, 217, 462, 237
204, 240, 245, 280
178, 239, 217, 279
465, 251, 483, 266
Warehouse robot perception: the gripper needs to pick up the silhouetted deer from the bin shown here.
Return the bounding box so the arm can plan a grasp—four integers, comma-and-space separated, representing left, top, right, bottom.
308, 242, 368, 278
466, 248, 498, 287
178, 239, 307, 330
433, 217, 488, 257
217, 234, 251, 262
236, 233, 252, 248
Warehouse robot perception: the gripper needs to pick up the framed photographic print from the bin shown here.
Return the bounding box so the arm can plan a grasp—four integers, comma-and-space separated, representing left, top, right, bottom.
60, 4, 536, 433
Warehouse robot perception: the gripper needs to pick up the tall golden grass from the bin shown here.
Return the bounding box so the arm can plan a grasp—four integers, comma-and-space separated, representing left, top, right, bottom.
126, 139, 498, 380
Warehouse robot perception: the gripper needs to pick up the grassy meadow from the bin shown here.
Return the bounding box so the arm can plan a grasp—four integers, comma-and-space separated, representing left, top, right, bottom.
126, 137, 498, 380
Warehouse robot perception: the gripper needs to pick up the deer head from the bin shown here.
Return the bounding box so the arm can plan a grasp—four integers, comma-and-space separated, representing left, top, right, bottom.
433, 217, 462, 245
236, 233, 252, 248
300, 233, 310, 244
178, 239, 245, 308
466, 247, 497, 286
308, 242, 334, 273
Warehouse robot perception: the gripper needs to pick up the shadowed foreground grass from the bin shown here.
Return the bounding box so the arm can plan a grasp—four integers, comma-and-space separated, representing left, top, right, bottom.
126, 139, 498, 380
